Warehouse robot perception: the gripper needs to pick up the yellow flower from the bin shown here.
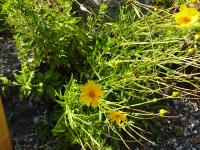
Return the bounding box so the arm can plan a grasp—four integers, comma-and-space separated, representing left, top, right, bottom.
191, 0, 198, 3
159, 109, 168, 116
173, 5, 199, 27
80, 81, 104, 108
109, 111, 127, 124
195, 32, 200, 40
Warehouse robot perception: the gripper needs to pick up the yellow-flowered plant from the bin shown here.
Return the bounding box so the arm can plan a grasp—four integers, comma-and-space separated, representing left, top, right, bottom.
109, 111, 127, 124
5, 0, 200, 149
80, 81, 104, 108
173, 4, 199, 27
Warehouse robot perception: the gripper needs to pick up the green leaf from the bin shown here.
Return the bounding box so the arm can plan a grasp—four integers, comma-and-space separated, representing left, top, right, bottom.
0, 76, 10, 85
20, 85, 31, 98
52, 114, 66, 135
46, 85, 55, 99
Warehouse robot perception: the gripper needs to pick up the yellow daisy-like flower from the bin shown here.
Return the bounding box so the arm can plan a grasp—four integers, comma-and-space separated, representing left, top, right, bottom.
109, 111, 127, 124
173, 4, 199, 27
80, 81, 104, 108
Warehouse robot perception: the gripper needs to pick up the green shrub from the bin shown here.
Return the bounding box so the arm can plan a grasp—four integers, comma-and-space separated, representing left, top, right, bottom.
0, 0, 6, 28
2, 0, 200, 149
3, 0, 90, 99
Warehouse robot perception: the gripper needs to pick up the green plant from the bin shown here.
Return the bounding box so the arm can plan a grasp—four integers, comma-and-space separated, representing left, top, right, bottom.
2, 0, 91, 99
2, 0, 200, 149
0, 0, 6, 28
52, 2, 200, 149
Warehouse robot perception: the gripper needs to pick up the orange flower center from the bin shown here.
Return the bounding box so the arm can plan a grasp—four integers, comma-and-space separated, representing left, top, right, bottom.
115, 114, 121, 119
181, 17, 191, 24
88, 91, 96, 99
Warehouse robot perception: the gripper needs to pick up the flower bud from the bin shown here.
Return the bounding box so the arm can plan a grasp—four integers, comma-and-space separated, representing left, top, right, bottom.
172, 91, 181, 97
194, 32, 200, 41
188, 48, 197, 56
151, 98, 158, 103
39, 82, 43, 87
159, 109, 168, 116
154, 7, 158, 12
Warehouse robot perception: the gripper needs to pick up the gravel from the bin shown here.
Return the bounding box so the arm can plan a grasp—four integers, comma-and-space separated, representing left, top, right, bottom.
0, 35, 20, 78
145, 99, 200, 150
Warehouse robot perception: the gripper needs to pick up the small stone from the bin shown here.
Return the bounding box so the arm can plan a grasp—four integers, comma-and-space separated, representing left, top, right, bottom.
29, 138, 33, 142
178, 146, 183, 150
33, 116, 40, 125
183, 127, 188, 132
181, 117, 187, 121
172, 138, 176, 143
190, 123, 195, 128
33, 144, 38, 149
184, 132, 187, 137
193, 130, 198, 134
195, 120, 199, 125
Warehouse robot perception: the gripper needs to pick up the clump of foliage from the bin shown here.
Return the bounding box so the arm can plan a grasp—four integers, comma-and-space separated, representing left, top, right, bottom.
0, 0, 6, 28
2, 0, 90, 99
2, 0, 200, 149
